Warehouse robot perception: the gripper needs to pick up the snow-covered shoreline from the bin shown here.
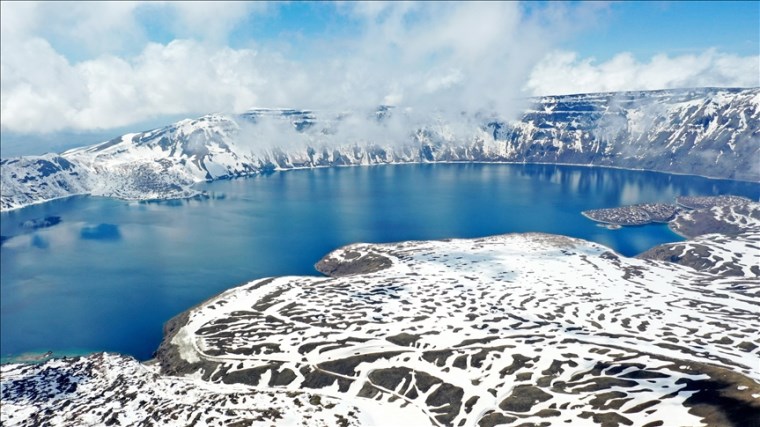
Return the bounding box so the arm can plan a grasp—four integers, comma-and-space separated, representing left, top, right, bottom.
3, 200, 759, 426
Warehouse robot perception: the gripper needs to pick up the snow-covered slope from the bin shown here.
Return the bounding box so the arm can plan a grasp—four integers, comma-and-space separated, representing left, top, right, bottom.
638, 199, 760, 276
2, 87, 758, 211
670, 200, 760, 238
0, 353, 371, 426
0, 155, 92, 209
3, 205, 759, 426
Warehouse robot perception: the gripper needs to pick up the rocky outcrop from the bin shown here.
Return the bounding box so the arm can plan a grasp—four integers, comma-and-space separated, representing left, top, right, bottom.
670, 200, 760, 238
582, 203, 679, 226
636, 197, 760, 277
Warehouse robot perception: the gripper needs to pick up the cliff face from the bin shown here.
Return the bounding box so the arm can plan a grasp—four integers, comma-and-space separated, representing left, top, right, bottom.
499, 88, 760, 179
2, 87, 758, 211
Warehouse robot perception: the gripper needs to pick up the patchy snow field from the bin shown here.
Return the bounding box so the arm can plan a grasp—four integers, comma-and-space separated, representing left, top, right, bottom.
4, 209, 759, 426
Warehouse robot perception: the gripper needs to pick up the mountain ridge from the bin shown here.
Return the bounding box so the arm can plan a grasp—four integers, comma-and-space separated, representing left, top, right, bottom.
2, 87, 759, 211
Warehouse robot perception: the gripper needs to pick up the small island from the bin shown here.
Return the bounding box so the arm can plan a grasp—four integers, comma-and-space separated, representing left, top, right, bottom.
582, 203, 679, 226
583, 195, 759, 238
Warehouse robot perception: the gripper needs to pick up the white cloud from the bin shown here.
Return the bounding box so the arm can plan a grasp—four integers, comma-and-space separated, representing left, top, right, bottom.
280, 2, 570, 119
526, 50, 760, 96
165, 1, 269, 44
1, 39, 270, 132
0, 2, 146, 58
3, 2, 575, 134
0, 1, 265, 58
1, 1, 756, 140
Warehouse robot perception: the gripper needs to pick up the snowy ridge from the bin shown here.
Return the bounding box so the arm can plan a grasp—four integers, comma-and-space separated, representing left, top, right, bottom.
670, 201, 760, 238
0, 154, 91, 209
4, 212, 759, 425
637, 199, 760, 277
640, 231, 760, 277
2, 87, 759, 211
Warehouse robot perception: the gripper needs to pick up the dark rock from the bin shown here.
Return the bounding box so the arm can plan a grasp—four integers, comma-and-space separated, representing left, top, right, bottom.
499, 385, 552, 412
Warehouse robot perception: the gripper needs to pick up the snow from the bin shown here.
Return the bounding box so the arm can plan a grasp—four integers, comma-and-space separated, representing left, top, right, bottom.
161, 233, 759, 426
1, 353, 367, 426
3, 87, 759, 212
3, 226, 760, 425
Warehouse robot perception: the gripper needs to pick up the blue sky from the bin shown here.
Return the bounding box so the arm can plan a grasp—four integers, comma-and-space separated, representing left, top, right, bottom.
1, 1, 758, 156
49, 2, 760, 62
572, 1, 759, 60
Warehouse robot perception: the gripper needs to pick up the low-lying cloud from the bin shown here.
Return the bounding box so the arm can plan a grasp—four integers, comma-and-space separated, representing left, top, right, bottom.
526, 50, 759, 96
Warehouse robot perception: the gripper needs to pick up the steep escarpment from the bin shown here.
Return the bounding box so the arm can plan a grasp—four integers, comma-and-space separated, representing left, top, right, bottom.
2, 87, 758, 211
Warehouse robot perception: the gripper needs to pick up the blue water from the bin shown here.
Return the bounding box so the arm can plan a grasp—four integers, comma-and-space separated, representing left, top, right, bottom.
1, 163, 758, 361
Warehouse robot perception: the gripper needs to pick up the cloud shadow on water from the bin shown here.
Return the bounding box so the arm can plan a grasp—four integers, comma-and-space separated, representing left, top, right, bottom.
31, 235, 49, 249
21, 216, 63, 231
80, 224, 122, 241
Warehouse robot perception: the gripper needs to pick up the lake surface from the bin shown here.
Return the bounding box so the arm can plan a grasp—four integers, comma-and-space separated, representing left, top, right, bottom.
1, 163, 759, 362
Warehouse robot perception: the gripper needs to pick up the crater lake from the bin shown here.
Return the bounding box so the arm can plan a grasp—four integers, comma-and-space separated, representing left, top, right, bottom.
2, 163, 758, 362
